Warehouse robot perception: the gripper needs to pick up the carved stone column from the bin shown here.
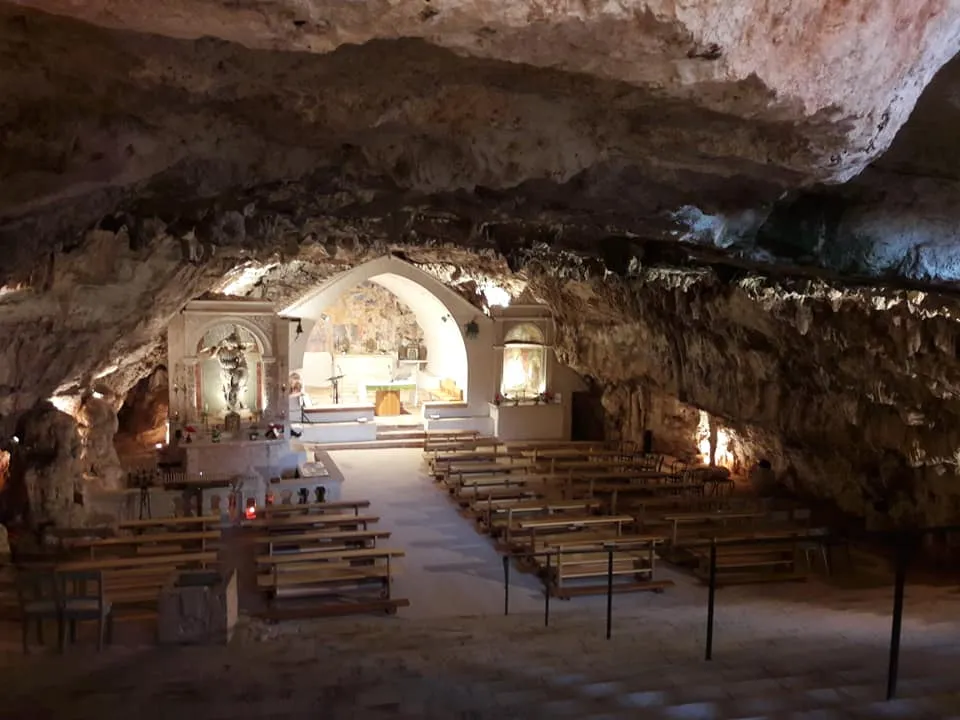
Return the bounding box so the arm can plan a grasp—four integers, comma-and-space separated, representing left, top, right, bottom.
183, 357, 199, 422
261, 357, 277, 419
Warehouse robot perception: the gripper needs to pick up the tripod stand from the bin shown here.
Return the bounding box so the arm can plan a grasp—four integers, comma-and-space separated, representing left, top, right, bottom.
327, 374, 345, 405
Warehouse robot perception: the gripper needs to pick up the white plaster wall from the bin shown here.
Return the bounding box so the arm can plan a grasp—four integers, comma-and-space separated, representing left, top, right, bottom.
490, 402, 566, 441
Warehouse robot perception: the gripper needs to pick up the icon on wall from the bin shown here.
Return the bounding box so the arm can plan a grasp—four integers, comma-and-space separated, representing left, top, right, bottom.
464, 319, 479, 340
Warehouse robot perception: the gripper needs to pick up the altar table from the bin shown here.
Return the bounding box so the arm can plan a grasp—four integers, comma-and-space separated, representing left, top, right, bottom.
364, 382, 417, 416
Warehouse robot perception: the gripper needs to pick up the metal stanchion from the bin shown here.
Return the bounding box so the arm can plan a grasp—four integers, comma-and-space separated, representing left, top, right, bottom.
503, 555, 510, 616
544, 552, 552, 627
887, 536, 910, 700
705, 538, 717, 661
606, 547, 614, 640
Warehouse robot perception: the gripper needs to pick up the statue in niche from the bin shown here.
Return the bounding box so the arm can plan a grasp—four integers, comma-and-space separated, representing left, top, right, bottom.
199, 326, 257, 412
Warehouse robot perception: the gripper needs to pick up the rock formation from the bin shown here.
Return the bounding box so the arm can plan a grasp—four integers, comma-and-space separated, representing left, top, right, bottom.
3, 1, 960, 527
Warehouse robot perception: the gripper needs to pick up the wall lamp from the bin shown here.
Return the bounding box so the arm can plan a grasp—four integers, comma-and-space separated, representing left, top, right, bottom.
288, 318, 304, 338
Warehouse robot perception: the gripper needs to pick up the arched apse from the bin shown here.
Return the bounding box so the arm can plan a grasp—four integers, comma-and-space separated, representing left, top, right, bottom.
281, 256, 492, 413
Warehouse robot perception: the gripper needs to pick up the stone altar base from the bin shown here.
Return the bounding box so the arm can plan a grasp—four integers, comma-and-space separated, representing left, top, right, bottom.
158, 569, 238, 645
185, 438, 306, 478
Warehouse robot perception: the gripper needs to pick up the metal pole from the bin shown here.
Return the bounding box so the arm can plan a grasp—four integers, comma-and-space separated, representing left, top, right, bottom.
705, 539, 717, 661
544, 552, 551, 627
887, 535, 910, 701
503, 555, 510, 616
606, 547, 614, 640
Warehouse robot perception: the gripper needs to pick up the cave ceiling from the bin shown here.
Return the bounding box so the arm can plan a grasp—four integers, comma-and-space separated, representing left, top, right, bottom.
3, 1, 960, 282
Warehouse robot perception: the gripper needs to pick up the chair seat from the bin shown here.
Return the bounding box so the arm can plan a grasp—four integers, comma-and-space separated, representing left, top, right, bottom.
62, 598, 112, 616
23, 599, 58, 615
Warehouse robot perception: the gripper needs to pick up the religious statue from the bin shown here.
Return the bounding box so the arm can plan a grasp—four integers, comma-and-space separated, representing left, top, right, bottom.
199, 326, 257, 412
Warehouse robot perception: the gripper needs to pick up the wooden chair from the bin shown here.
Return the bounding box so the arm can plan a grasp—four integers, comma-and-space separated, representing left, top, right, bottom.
57, 570, 113, 652
15, 570, 61, 655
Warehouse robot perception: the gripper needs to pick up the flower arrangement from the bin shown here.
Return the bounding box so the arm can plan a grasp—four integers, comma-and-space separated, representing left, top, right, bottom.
539, 390, 555, 404
184, 425, 197, 443
493, 392, 504, 407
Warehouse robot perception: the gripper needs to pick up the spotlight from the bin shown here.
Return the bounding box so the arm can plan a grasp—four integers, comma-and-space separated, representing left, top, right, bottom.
295, 319, 303, 338
155, 443, 163, 450
92, 391, 104, 400
12, 435, 19, 444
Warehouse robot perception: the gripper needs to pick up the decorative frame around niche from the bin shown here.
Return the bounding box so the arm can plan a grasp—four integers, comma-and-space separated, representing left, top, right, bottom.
185, 315, 275, 420
500, 322, 547, 398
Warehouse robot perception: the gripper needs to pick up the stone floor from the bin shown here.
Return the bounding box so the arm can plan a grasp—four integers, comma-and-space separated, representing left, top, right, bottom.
1, 449, 959, 719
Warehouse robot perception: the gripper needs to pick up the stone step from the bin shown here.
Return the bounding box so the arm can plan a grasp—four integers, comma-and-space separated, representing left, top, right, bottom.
320, 438, 427, 451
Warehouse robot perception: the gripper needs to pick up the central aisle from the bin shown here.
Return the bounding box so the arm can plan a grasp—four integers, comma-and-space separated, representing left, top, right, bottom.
329, 447, 547, 618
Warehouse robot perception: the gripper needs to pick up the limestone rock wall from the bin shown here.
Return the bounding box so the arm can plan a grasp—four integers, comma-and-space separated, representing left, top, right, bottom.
537, 268, 960, 528
10, 402, 86, 526
116, 367, 169, 451
77, 394, 124, 491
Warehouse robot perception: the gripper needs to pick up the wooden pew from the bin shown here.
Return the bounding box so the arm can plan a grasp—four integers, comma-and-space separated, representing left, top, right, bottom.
65, 530, 221, 558
509, 514, 635, 555
250, 513, 380, 532
263, 500, 371, 517
686, 528, 820, 585
436, 460, 532, 485
488, 500, 604, 543
119, 515, 220, 533
472, 497, 599, 527
662, 510, 768, 547
541, 536, 673, 598
256, 547, 406, 615
255, 529, 391, 555
56, 551, 217, 608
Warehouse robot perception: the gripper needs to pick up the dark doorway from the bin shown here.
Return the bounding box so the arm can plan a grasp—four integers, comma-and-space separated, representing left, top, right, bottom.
571, 391, 606, 442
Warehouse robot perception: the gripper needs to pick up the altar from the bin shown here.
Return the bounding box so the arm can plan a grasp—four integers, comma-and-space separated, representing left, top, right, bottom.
362, 381, 417, 416
184, 438, 304, 479
166, 298, 302, 481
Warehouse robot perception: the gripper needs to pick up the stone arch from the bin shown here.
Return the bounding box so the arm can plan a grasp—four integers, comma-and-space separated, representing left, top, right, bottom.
281, 256, 492, 411
189, 316, 272, 359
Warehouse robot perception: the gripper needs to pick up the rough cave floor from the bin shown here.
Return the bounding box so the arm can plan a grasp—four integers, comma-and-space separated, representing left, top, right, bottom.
3, 449, 960, 719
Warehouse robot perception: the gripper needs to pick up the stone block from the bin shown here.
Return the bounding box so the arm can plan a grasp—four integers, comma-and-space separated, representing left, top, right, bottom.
157, 569, 237, 645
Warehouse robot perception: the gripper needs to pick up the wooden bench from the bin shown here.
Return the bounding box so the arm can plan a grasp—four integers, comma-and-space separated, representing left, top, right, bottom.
65, 530, 221, 558
509, 514, 634, 554
428, 449, 525, 468
55, 550, 218, 607
423, 435, 499, 453
492, 501, 604, 542
540, 536, 672, 598
662, 510, 768, 547
255, 529, 391, 555
474, 498, 600, 528
257, 548, 406, 614
263, 500, 371, 517
250, 513, 380, 532
437, 460, 532, 485
690, 542, 804, 585
118, 515, 220, 534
